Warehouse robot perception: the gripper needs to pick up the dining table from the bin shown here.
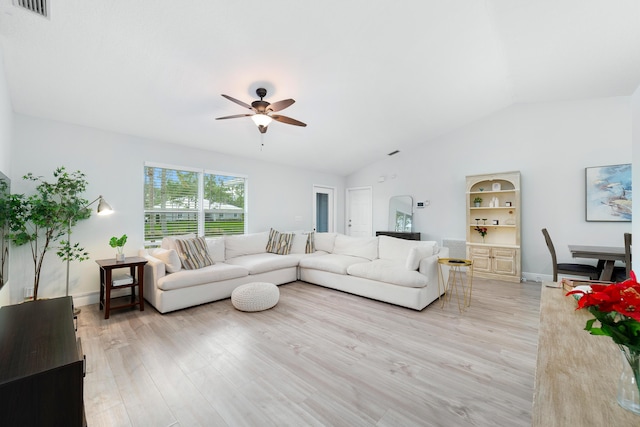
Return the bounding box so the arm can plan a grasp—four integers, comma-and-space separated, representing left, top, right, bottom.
567, 244, 626, 281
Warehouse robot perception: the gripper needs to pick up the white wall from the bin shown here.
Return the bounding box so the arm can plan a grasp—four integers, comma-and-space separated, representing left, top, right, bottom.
346, 97, 633, 281
0, 45, 12, 306
10, 114, 345, 305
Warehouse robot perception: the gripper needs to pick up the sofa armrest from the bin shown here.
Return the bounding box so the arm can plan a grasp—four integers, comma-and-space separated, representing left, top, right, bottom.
138, 251, 166, 288
419, 247, 450, 284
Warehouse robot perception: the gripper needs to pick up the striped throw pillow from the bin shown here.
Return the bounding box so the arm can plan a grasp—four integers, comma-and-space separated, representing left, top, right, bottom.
275, 232, 294, 255
175, 237, 214, 270
305, 231, 315, 253
266, 228, 280, 253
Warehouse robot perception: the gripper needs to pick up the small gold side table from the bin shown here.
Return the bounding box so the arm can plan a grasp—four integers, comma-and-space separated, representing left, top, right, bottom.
438, 258, 474, 312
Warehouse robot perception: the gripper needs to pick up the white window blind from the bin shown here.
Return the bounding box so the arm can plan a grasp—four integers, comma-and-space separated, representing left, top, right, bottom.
144, 164, 246, 246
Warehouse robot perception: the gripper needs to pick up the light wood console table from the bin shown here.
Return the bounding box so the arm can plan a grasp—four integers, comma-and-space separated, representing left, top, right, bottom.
533, 285, 639, 425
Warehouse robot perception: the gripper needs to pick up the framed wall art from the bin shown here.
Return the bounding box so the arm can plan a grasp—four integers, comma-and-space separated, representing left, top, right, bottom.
585, 163, 632, 222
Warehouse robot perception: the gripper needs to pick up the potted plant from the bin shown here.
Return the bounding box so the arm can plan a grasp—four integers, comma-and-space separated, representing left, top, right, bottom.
473, 197, 482, 207
7, 167, 92, 300
109, 234, 127, 262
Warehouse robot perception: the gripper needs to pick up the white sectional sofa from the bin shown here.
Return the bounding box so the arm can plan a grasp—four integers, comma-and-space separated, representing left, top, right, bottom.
140, 231, 449, 313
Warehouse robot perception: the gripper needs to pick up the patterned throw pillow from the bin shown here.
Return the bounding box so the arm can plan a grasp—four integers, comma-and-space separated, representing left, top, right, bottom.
175, 237, 214, 270
275, 232, 294, 255
266, 228, 280, 253
305, 231, 315, 253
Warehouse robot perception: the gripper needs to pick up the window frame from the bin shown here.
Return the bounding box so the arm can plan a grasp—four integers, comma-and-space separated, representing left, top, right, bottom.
144, 162, 248, 246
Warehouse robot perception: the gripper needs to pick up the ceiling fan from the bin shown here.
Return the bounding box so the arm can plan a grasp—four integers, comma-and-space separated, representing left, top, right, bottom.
216, 88, 307, 134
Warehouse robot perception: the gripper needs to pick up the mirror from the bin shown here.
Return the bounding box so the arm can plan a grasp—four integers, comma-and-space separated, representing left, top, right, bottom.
388, 195, 413, 232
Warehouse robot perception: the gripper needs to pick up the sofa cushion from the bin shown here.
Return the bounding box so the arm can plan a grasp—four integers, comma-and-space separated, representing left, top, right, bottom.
175, 237, 214, 270
347, 259, 428, 288
156, 263, 248, 291
314, 232, 337, 252
298, 253, 370, 275
405, 245, 437, 270
332, 235, 378, 260
161, 233, 197, 251
224, 253, 300, 274
150, 248, 182, 273
225, 232, 269, 259
290, 231, 315, 254
205, 237, 225, 262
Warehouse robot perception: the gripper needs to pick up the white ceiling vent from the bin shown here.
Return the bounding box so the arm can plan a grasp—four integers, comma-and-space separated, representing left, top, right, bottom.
13, 0, 49, 18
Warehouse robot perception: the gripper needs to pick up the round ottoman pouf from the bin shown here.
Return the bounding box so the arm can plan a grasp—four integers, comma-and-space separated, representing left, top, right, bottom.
231, 282, 279, 312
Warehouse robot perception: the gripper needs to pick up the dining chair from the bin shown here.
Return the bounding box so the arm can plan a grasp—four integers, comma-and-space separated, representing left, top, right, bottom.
541, 228, 601, 282
612, 232, 632, 282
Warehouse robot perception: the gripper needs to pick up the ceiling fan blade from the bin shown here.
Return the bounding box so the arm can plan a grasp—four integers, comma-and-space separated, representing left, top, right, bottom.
271, 114, 307, 127
221, 94, 252, 110
267, 99, 295, 112
216, 114, 252, 120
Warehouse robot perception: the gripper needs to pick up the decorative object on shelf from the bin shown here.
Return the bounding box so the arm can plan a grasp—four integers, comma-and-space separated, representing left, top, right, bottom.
492, 220, 499, 225
505, 201, 512, 207
473, 197, 482, 207
109, 234, 128, 262
475, 226, 487, 243
475, 218, 480, 225
482, 218, 487, 225
492, 182, 501, 191
479, 187, 484, 191
585, 164, 632, 222
566, 272, 640, 415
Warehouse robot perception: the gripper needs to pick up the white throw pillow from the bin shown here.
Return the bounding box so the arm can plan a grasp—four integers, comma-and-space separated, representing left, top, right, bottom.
205, 237, 226, 262
150, 248, 182, 273
405, 245, 436, 270
314, 232, 337, 252
161, 233, 197, 251
290, 231, 315, 254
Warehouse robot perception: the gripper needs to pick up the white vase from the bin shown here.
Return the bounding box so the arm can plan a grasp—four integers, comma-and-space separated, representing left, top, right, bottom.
116, 253, 125, 262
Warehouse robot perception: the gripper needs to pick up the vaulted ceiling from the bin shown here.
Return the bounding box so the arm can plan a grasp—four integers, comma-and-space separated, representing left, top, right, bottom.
0, 1, 639, 175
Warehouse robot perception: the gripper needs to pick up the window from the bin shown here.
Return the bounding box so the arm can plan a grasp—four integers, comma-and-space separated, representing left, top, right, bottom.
144, 163, 246, 246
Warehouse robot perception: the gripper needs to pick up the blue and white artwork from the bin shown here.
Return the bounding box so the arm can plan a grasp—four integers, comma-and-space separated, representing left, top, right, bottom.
585, 164, 632, 222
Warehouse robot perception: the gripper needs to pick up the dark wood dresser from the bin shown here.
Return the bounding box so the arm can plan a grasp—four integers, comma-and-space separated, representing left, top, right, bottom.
0, 296, 85, 427
375, 231, 421, 241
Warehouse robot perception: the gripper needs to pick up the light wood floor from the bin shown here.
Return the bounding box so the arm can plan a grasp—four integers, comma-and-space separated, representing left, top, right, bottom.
78, 278, 541, 427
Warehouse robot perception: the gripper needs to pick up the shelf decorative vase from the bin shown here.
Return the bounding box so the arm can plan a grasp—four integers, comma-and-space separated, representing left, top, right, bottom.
617, 345, 640, 415
474, 202, 480, 207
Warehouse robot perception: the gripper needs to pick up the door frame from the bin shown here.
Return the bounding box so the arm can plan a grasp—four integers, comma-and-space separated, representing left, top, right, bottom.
312, 185, 336, 232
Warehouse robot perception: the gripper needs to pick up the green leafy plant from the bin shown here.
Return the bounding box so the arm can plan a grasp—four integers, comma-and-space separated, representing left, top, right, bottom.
473, 196, 482, 204
109, 234, 127, 254
7, 167, 91, 299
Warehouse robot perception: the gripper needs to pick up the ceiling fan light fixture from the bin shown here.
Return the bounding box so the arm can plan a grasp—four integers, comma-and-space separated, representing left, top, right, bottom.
251, 113, 272, 127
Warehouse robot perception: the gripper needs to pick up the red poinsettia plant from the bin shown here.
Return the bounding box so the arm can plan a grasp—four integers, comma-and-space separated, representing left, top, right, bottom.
474, 226, 487, 238
566, 271, 640, 352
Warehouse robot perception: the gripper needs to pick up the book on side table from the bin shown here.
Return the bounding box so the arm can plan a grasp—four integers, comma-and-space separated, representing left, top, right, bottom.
112, 272, 134, 287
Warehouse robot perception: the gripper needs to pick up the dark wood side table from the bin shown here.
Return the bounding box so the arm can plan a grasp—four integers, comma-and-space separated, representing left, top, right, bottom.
96, 256, 147, 319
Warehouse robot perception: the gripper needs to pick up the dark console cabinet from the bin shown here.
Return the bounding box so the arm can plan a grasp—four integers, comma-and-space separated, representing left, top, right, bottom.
0, 297, 85, 427
376, 231, 421, 241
